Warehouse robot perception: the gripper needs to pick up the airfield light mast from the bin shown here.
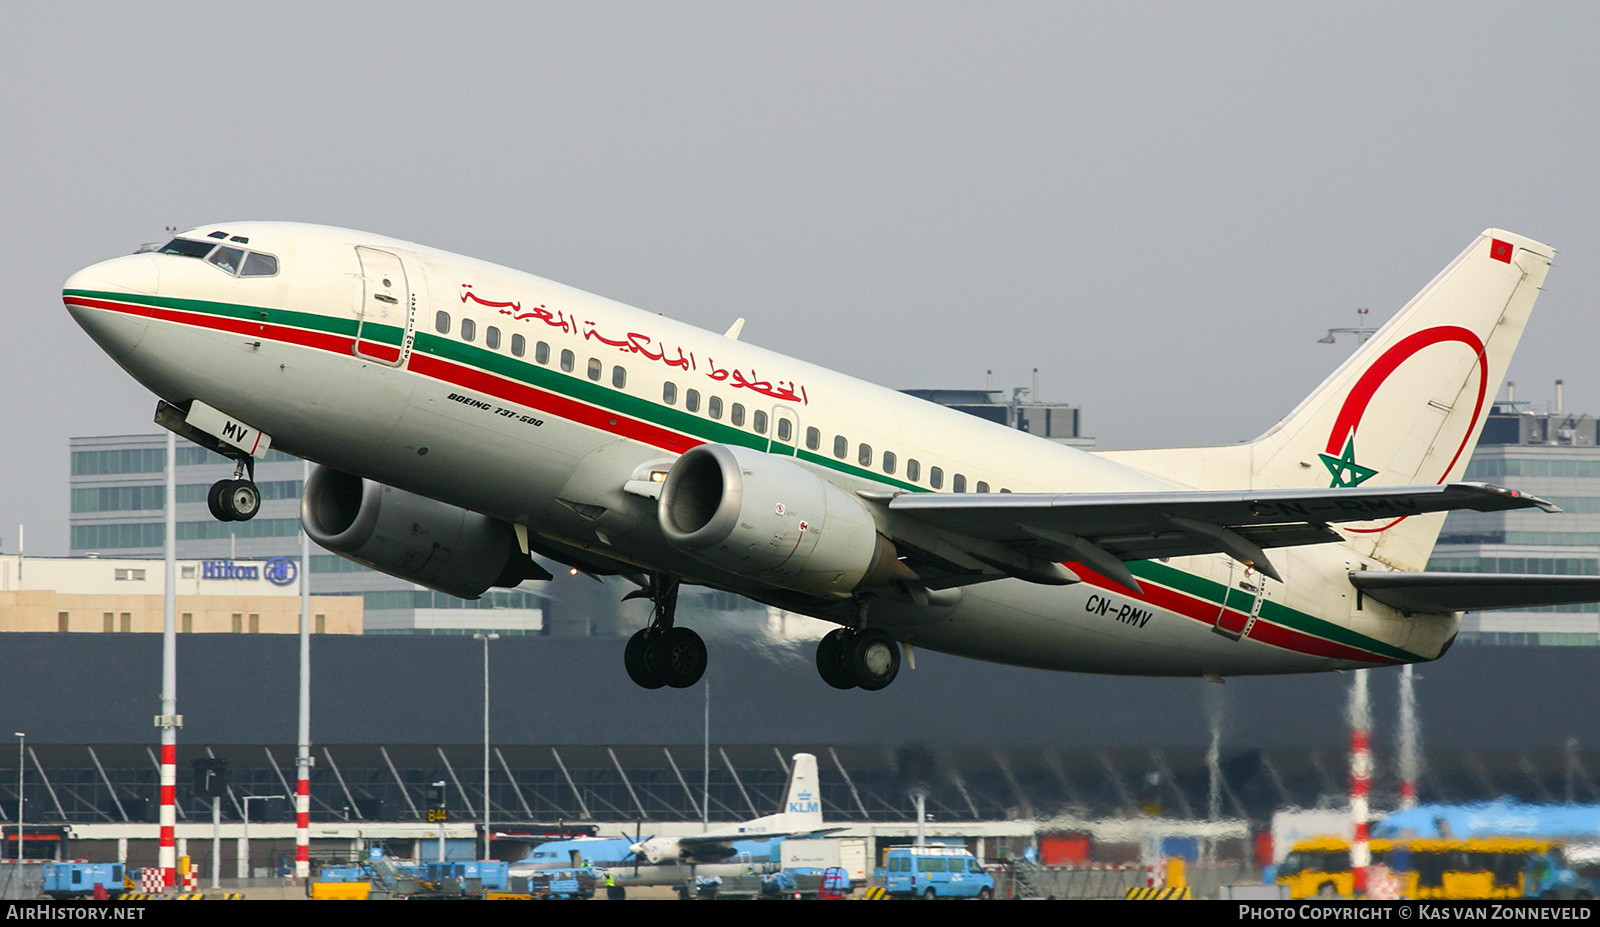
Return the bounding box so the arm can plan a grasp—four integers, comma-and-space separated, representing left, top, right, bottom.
157, 430, 179, 889
296, 459, 312, 880
1318, 308, 1376, 345
1348, 670, 1373, 898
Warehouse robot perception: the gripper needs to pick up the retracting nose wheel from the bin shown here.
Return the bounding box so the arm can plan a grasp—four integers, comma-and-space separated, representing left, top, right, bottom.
207, 479, 261, 521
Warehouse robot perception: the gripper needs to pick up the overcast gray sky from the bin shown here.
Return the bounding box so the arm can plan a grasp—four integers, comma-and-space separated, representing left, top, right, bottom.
4, 2, 1598, 555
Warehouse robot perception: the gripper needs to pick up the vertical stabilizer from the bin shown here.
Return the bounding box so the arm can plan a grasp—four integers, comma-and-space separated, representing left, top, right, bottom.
1096, 230, 1554, 571
1247, 230, 1552, 570
699, 752, 825, 838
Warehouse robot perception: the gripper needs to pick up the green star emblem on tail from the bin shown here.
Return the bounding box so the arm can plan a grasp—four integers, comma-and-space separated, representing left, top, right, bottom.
1320, 435, 1378, 488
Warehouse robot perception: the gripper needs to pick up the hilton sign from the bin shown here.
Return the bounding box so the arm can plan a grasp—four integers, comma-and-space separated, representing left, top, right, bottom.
200, 557, 299, 587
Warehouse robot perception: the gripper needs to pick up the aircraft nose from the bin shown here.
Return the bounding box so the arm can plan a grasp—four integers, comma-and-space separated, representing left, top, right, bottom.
63, 254, 159, 359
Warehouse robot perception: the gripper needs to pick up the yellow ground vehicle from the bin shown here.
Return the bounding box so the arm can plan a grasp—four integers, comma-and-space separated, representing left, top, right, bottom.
1277, 836, 1569, 899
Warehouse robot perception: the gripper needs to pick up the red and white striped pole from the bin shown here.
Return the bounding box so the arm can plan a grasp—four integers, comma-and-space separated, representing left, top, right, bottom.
159, 431, 179, 889
1349, 669, 1372, 897
295, 459, 312, 879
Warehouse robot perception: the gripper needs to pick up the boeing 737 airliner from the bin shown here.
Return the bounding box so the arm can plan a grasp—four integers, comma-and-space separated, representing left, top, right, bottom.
64, 224, 1600, 691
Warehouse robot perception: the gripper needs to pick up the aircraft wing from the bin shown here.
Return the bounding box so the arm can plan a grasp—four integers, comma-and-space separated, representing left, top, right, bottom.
877, 482, 1555, 592
674, 826, 847, 848
1348, 572, 1600, 614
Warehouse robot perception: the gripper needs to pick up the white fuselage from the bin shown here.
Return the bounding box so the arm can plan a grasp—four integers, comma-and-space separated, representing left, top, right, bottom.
64, 222, 1454, 678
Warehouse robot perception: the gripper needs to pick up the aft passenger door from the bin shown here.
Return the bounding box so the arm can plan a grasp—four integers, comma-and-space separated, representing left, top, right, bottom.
352, 246, 417, 367
768, 404, 800, 456
1211, 557, 1267, 641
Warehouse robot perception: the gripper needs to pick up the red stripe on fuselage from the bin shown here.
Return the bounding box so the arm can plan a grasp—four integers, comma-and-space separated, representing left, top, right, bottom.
1068, 563, 1402, 665
406, 353, 703, 454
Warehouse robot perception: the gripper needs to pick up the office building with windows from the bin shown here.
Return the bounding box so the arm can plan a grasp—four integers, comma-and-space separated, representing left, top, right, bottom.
1428, 401, 1600, 646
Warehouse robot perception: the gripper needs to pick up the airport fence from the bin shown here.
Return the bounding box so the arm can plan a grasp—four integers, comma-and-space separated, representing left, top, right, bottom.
0, 862, 45, 900
993, 860, 1259, 900
994, 864, 1145, 899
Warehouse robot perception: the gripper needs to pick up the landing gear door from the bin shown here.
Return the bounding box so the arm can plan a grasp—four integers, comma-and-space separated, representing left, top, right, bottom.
353, 246, 417, 367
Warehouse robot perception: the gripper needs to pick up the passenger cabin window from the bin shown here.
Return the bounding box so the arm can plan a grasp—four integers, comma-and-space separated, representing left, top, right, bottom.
833, 435, 848, 458
730, 403, 745, 427
511, 334, 526, 357
777, 418, 792, 442
753, 410, 768, 434
806, 427, 820, 451
952, 474, 966, 493
882, 451, 897, 475
708, 396, 724, 419
859, 444, 872, 467
976, 481, 990, 493
612, 366, 627, 388
663, 382, 678, 405
485, 326, 502, 350
587, 357, 602, 381
906, 459, 921, 481
929, 467, 944, 489
460, 318, 477, 342
435, 311, 451, 334
535, 341, 550, 364
685, 389, 700, 412
560, 349, 575, 372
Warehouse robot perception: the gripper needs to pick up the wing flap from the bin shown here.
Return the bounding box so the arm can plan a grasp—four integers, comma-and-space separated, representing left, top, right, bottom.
1349, 572, 1600, 614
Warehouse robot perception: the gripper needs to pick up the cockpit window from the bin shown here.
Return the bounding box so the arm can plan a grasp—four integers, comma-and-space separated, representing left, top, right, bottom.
159, 238, 216, 258
207, 246, 245, 275
240, 252, 278, 277
158, 237, 279, 278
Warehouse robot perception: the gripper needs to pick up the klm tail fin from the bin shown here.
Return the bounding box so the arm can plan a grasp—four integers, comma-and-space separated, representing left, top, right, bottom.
1099, 230, 1554, 570
776, 752, 823, 831
699, 752, 824, 839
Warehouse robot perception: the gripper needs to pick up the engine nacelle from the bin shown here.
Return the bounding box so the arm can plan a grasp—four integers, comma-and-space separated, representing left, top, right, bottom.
301, 466, 535, 600
657, 444, 906, 598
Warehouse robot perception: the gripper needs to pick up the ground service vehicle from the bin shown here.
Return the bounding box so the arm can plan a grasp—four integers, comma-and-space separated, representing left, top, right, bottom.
42, 862, 124, 900
885, 846, 994, 899
1278, 836, 1590, 899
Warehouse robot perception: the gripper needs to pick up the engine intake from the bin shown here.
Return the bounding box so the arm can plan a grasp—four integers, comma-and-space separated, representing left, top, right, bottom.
301, 466, 536, 599
658, 444, 909, 598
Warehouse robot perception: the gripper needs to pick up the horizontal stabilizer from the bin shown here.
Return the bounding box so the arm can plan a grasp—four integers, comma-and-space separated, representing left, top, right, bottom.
1349, 572, 1600, 614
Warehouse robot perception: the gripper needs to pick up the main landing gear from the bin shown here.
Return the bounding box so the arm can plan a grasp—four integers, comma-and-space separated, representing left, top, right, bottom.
206, 459, 261, 522
623, 575, 706, 690
816, 627, 901, 691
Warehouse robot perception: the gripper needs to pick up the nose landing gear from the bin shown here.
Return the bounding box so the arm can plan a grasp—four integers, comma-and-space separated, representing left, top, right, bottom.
207, 478, 261, 521
206, 459, 261, 522
623, 575, 706, 689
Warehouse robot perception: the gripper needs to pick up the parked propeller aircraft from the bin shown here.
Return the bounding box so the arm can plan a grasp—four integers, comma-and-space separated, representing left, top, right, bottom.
508, 752, 834, 897
65, 223, 1600, 690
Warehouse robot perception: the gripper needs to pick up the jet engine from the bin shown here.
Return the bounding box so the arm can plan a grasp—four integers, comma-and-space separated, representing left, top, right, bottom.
657, 443, 909, 598
301, 466, 537, 599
